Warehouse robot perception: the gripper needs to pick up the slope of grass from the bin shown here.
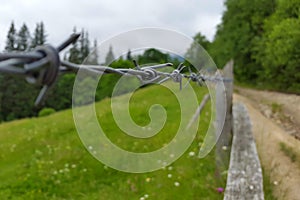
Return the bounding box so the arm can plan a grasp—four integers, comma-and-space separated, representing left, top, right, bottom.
0, 83, 225, 200
262, 167, 277, 200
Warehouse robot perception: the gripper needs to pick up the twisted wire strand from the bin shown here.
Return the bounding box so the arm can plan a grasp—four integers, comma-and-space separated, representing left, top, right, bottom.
0, 33, 232, 106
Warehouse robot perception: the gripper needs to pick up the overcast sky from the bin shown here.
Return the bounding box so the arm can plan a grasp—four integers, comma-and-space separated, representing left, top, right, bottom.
0, 0, 225, 52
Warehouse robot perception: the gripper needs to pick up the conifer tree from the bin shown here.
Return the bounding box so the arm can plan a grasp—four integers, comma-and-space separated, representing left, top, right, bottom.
105, 45, 115, 65
31, 22, 47, 48
68, 27, 81, 64
126, 49, 132, 60
5, 22, 17, 51
17, 23, 31, 51
86, 39, 99, 65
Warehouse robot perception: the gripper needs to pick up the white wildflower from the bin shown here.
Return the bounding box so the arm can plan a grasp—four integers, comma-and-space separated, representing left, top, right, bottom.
174, 182, 180, 187
188, 151, 195, 157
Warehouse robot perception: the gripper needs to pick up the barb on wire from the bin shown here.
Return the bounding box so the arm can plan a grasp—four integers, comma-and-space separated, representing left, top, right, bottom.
0, 33, 232, 107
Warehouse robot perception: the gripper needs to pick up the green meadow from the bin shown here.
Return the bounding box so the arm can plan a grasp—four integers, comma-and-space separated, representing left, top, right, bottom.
0, 83, 225, 200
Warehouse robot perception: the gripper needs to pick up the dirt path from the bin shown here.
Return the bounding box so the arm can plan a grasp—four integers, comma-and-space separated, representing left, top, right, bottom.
233, 89, 300, 200
235, 87, 300, 140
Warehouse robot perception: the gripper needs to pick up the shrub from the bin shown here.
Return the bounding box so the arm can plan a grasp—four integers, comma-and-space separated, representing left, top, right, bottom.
38, 108, 56, 117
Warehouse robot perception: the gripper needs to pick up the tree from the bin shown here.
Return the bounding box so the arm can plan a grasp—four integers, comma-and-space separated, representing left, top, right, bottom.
39, 22, 46, 45
45, 74, 75, 110
5, 22, 17, 51
185, 33, 211, 69
85, 39, 99, 65
1, 22, 37, 121
126, 49, 132, 60
138, 48, 169, 64
95, 59, 134, 101
17, 23, 31, 51
68, 41, 81, 64
31, 22, 47, 48
68, 28, 91, 64
47, 28, 95, 112
255, 0, 300, 92
1, 21, 38, 120
68, 27, 81, 64
105, 45, 115, 65
31, 23, 39, 48
79, 30, 90, 62
1, 22, 48, 121
211, 0, 276, 81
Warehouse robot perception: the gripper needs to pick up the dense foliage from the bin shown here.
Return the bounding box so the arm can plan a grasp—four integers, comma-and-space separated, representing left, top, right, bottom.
209, 0, 299, 93
185, 0, 299, 93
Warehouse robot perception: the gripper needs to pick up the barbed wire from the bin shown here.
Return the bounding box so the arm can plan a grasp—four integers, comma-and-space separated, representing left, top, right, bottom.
0, 33, 232, 106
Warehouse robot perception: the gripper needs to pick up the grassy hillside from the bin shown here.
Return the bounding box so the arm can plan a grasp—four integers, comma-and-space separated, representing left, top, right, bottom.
0, 83, 225, 200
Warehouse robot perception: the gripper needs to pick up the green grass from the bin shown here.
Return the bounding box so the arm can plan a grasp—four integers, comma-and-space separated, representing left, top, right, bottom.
279, 142, 299, 164
262, 167, 277, 200
270, 103, 282, 114
0, 83, 225, 200
235, 81, 300, 95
